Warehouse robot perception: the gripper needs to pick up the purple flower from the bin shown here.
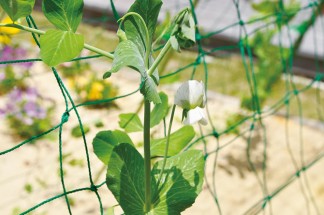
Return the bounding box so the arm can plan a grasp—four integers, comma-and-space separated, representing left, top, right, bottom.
0, 46, 33, 69
0, 108, 5, 118
24, 101, 46, 119
25, 87, 38, 101
8, 88, 23, 101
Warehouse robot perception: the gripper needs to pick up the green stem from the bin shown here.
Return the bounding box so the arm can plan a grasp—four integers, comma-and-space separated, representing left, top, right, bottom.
143, 99, 151, 213
84, 44, 114, 59
0, 23, 114, 59
147, 40, 171, 76
157, 105, 176, 186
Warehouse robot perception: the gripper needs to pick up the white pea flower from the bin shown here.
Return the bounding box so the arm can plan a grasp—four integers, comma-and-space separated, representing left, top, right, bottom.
174, 80, 207, 125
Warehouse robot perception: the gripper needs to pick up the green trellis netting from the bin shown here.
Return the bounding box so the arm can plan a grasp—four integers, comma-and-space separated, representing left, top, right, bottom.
1, 0, 324, 214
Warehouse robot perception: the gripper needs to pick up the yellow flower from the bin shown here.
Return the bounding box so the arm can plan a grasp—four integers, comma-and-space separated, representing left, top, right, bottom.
0, 16, 20, 44
88, 82, 104, 100
1, 17, 20, 34
0, 34, 10, 44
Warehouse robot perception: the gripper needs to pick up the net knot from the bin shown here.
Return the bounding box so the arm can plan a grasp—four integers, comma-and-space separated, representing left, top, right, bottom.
61, 112, 70, 123
195, 33, 201, 41
295, 171, 300, 177
239, 20, 245, 26
212, 130, 219, 138
293, 90, 299, 95
195, 56, 201, 64
90, 184, 97, 192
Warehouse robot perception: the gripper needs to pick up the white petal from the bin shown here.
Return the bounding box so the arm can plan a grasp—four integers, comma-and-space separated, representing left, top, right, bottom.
183, 107, 208, 125
175, 80, 205, 109
188, 80, 204, 108
174, 81, 190, 109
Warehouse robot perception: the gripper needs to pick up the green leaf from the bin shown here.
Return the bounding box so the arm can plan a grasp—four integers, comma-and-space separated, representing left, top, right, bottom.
24, 183, 33, 193
0, 0, 35, 21
150, 92, 168, 127
124, 15, 148, 57
92, 130, 133, 165
40, 29, 84, 66
71, 124, 90, 137
119, 113, 143, 133
141, 76, 161, 104
103, 40, 145, 78
151, 125, 195, 157
106, 143, 147, 215
128, 0, 162, 42
42, 0, 84, 32
290, 21, 308, 34
151, 150, 205, 214
251, 1, 278, 14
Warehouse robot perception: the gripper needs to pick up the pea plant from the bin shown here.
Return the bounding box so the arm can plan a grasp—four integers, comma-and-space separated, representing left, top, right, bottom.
0, 0, 207, 214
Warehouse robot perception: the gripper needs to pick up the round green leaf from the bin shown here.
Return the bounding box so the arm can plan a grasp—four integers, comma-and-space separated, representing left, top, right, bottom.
40, 29, 84, 67
42, 0, 84, 32
150, 125, 195, 157
92, 130, 133, 165
151, 150, 205, 214
0, 0, 35, 21
106, 143, 146, 215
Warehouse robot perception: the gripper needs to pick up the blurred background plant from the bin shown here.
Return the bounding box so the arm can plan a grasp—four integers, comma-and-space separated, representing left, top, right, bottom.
0, 87, 55, 140
68, 73, 118, 108
0, 45, 33, 95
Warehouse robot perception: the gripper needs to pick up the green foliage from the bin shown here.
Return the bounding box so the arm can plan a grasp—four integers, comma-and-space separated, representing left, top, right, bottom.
123, 15, 149, 57
42, 0, 83, 32
225, 113, 246, 134
71, 124, 90, 137
39, 29, 84, 66
151, 125, 195, 157
242, 1, 299, 110
150, 92, 169, 127
103, 0, 164, 104
106, 143, 148, 215
106, 143, 205, 215
0, 0, 35, 21
24, 183, 33, 193
151, 150, 205, 214
128, 0, 162, 43
251, 1, 279, 15
168, 9, 196, 52
1, 0, 206, 214
92, 130, 134, 165
252, 0, 300, 16
104, 40, 146, 76
68, 74, 118, 106
0, 66, 27, 95
140, 76, 162, 104
119, 113, 143, 133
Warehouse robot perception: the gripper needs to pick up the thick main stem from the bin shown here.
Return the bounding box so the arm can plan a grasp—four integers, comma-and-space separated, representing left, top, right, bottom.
143, 99, 151, 212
